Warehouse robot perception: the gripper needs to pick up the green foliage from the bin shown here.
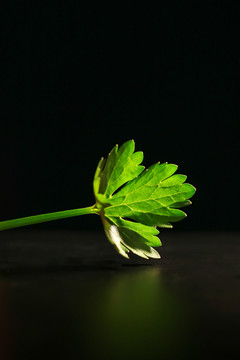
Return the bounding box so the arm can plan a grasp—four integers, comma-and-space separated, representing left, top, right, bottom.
0, 139, 196, 260
93, 140, 144, 204
94, 140, 196, 259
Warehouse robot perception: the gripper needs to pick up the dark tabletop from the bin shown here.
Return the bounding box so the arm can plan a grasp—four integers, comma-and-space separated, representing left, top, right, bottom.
0, 230, 239, 360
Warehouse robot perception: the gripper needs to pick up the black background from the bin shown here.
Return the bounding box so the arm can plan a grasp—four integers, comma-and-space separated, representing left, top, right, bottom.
1, 3, 239, 231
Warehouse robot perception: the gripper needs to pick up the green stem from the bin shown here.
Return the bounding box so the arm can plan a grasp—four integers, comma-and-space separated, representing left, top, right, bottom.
0, 205, 100, 231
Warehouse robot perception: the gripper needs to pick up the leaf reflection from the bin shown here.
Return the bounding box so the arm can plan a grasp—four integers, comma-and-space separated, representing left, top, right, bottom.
83, 267, 191, 360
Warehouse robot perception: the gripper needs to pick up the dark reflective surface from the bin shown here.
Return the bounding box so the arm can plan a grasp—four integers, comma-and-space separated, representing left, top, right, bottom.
0, 231, 239, 359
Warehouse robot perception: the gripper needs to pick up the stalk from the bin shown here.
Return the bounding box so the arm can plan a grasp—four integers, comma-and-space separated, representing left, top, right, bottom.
0, 205, 100, 231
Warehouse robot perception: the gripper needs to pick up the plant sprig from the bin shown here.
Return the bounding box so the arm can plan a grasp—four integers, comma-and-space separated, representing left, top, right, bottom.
0, 140, 196, 259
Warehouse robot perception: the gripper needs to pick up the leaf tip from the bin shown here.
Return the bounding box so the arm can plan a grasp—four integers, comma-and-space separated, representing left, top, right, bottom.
149, 248, 161, 259
121, 252, 130, 259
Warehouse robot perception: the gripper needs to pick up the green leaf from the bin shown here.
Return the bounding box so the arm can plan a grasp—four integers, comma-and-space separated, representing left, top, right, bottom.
97, 140, 145, 199
94, 140, 196, 259
107, 216, 161, 247
102, 216, 160, 259
104, 163, 196, 227
93, 157, 105, 197
0, 139, 196, 261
